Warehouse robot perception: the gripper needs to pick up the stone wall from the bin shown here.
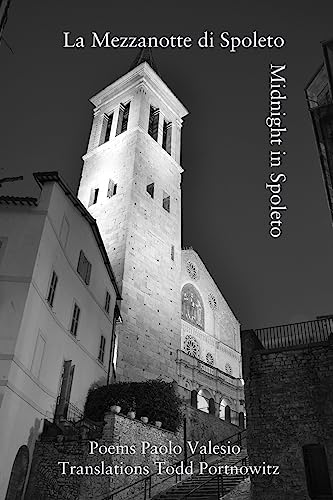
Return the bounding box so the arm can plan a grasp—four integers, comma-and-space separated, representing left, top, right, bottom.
184, 405, 241, 447
25, 412, 183, 500
242, 330, 333, 500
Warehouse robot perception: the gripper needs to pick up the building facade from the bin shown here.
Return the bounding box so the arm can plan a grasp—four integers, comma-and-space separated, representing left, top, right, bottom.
179, 249, 243, 418
0, 172, 120, 499
77, 53, 244, 418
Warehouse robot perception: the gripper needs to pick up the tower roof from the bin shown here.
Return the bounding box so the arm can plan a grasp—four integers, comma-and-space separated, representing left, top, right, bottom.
129, 48, 160, 76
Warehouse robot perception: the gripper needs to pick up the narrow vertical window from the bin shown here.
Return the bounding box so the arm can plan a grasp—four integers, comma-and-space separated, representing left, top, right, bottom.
88, 187, 99, 207
163, 192, 170, 213
171, 245, 175, 261
77, 250, 92, 285
146, 182, 154, 199
148, 105, 159, 141
116, 102, 130, 135
105, 291, 111, 313
162, 120, 172, 155
98, 335, 106, 363
47, 271, 58, 307
104, 113, 113, 143
107, 179, 117, 198
70, 303, 80, 337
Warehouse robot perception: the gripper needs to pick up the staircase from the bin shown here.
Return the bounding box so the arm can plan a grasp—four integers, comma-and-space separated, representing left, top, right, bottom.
152, 449, 248, 500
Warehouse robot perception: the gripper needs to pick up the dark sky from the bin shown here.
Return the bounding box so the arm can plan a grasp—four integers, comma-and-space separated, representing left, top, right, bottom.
1, 1, 333, 330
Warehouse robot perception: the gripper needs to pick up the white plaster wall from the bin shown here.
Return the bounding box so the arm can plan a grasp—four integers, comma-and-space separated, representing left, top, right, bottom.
0, 181, 118, 499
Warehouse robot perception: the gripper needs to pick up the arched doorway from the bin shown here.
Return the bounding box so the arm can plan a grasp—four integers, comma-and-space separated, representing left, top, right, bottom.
5, 445, 29, 500
197, 389, 211, 413
191, 389, 198, 408
219, 397, 232, 420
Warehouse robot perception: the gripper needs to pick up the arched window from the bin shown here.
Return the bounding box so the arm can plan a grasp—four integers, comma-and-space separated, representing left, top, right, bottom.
239, 412, 245, 429
219, 397, 232, 420
184, 335, 200, 358
197, 389, 211, 413
191, 390, 198, 408
181, 283, 204, 330
5, 445, 30, 500
208, 398, 216, 415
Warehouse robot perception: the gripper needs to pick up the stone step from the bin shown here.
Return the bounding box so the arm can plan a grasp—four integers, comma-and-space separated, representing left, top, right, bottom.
152, 450, 248, 500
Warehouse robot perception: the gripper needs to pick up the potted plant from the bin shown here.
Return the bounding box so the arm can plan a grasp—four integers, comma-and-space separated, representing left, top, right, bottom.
110, 401, 121, 414
127, 398, 136, 419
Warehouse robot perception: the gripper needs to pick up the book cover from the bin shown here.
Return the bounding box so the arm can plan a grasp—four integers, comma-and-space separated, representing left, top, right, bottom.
1, 1, 333, 499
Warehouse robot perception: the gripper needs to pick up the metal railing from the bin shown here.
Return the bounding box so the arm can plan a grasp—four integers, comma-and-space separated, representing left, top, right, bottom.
103, 429, 247, 500
255, 317, 333, 350
178, 455, 249, 499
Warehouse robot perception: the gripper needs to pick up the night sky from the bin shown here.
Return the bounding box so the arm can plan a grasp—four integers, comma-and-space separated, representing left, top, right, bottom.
1, 1, 333, 330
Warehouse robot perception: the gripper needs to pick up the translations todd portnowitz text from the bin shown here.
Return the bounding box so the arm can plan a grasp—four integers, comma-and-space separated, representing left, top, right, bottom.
57, 440, 280, 476
265, 64, 288, 238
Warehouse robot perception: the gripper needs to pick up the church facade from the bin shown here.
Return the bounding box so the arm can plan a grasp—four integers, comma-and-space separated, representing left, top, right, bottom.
77, 53, 244, 417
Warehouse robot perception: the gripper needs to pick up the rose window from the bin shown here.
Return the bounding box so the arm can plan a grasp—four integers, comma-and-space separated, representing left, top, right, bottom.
184, 335, 200, 358
186, 260, 199, 280
225, 363, 232, 375
208, 293, 217, 310
206, 353, 214, 365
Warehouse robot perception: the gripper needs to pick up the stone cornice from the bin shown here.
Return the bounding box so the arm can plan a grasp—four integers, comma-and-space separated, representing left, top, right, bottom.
90, 62, 188, 120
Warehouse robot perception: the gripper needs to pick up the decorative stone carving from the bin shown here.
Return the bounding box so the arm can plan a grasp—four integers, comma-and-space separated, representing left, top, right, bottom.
186, 260, 199, 280
225, 363, 232, 375
184, 335, 200, 358
206, 352, 214, 365
208, 293, 217, 310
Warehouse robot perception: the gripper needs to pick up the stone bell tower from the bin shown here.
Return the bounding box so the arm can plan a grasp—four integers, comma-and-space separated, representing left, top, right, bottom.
78, 50, 188, 382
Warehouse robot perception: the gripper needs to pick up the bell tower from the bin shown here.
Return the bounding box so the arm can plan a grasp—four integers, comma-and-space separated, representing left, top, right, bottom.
78, 50, 188, 382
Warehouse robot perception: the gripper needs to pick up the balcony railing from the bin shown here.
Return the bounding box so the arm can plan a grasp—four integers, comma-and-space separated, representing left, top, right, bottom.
255, 317, 333, 350
177, 350, 239, 384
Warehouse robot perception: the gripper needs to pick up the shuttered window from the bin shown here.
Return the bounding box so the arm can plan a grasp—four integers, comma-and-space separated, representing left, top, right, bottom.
77, 250, 91, 285
47, 271, 58, 307
70, 303, 80, 337
148, 106, 159, 141
116, 102, 130, 135
98, 335, 106, 363
162, 120, 172, 155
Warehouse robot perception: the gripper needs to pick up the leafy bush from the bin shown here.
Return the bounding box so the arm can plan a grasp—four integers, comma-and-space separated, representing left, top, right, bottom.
84, 379, 182, 432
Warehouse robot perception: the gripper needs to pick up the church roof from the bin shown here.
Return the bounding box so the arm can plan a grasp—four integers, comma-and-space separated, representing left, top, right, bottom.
129, 48, 160, 76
